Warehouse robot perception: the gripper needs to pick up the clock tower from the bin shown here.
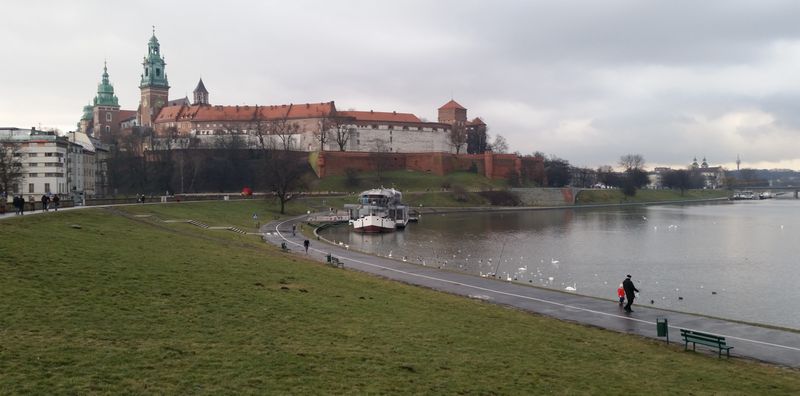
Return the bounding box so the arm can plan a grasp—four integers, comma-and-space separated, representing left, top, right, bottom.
139, 27, 170, 127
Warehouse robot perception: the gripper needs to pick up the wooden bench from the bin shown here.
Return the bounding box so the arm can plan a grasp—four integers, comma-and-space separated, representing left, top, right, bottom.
326, 254, 344, 269
680, 329, 733, 358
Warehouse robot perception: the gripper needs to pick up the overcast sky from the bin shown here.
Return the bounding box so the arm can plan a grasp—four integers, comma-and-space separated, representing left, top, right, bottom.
3, 0, 800, 170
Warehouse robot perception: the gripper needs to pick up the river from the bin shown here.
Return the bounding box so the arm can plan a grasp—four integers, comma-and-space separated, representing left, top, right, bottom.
320, 198, 800, 329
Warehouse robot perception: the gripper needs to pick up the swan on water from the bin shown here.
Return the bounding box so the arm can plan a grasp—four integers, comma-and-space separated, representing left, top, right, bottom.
565, 283, 577, 292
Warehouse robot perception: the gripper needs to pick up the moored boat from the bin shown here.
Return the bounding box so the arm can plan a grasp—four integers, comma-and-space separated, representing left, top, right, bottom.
346, 188, 409, 233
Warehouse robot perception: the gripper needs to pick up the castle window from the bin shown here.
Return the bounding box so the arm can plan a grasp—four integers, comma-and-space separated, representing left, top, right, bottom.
156, 68, 161, 77
106, 113, 112, 121
145, 69, 148, 77
105, 126, 110, 133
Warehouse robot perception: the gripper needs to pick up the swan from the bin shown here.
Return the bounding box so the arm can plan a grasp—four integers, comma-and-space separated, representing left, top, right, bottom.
565, 283, 577, 292
551, 259, 559, 264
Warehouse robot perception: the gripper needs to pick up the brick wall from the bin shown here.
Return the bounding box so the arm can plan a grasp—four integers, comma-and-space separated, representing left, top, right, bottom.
316, 151, 544, 181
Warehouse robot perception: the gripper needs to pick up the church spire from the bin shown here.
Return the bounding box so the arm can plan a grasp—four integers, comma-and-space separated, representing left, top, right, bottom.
139, 28, 170, 127
140, 27, 169, 89
94, 61, 119, 107
193, 78, 209, 105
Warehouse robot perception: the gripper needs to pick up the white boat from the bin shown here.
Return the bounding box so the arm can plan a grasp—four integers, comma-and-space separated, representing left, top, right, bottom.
759, 191, 773, 200
732, 191, 756, 200
346, 188, 409, 233
350, 214, 396, 233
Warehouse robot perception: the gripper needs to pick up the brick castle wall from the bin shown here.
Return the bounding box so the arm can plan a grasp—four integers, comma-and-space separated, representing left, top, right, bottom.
316, 151, 544, 181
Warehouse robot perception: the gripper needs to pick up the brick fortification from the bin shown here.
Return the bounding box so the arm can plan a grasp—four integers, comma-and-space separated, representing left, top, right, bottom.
316, 151, 545, 182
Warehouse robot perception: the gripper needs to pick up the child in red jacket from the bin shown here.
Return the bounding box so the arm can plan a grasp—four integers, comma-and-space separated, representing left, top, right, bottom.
617, 284, 625, 306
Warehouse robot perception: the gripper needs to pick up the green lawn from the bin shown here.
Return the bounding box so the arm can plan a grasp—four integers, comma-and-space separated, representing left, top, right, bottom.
311, 170, 507, 193
576, 189, 730, 204
1, 203, 798, 394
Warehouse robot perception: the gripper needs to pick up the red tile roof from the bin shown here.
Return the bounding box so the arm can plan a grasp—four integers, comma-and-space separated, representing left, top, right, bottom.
338, 110, 421, 123
467, 117, 485, 126
118, 110, 138, 121
438, 99, 465, 110
155, 102, 335, 123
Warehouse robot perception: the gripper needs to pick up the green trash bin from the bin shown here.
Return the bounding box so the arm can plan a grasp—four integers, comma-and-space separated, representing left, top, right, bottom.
656, 317, 669, 343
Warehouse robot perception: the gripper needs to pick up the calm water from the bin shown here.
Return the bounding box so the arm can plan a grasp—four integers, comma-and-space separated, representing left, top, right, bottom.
321, 198, 800, 329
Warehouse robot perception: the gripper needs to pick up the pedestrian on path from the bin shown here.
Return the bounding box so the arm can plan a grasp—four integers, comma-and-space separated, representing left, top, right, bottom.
52, 195, 60, 211
41, 194, 50, 212
303, 239, 310, 253
292, 225, 296, 236
13, 195, 23, 215
617, 283, 625, 306
623, 275, 640, 313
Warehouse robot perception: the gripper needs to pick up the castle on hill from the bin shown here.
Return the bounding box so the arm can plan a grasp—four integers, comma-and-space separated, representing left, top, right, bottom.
77, 31, 489, 155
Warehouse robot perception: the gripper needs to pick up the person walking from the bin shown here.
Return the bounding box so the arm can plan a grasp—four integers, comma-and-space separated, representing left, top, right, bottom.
41, 194, 50, 212
617, 283, 625, 306
292, 225, 296, 236
52, 195, 60, 211
303, 239, 310, 254
622, 274, 640, 313
13, 195, 23, 215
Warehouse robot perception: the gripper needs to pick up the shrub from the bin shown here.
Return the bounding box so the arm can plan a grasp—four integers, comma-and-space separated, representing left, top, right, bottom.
344, 168, 360, 188
451, 185, 469, 202
468, 162, 479, 173
478, 190, 521, 206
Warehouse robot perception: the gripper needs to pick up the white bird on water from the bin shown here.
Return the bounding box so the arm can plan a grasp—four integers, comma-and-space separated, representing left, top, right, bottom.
551, 258, 559, 265
565, 283, 577, 292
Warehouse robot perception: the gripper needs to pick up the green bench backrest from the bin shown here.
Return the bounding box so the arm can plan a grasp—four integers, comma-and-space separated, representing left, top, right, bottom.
681, 330, 727, 346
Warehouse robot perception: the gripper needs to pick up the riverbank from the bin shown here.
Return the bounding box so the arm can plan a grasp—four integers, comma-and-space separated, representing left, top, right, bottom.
2, 202, 799, 393
413, 196, 731, 215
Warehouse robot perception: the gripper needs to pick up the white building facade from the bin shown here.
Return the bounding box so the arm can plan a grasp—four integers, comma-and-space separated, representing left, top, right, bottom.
0, 128, 107, 201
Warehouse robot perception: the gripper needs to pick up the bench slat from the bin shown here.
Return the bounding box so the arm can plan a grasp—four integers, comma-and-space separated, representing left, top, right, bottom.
680, 328, 733, 358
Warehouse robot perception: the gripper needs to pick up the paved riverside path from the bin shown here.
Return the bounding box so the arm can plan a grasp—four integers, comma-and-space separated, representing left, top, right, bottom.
264, 215, 800, 368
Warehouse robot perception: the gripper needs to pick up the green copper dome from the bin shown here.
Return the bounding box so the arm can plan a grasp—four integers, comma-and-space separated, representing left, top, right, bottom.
140, 29, 169, 89
81, 104, 93, 121
94, 62, 120, 107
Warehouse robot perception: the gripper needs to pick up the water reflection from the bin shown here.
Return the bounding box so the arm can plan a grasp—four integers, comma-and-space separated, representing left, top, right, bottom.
321, 200, 800, 329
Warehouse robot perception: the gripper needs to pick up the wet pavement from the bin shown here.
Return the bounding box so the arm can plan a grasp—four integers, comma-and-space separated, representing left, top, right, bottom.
263, 215, 800, 368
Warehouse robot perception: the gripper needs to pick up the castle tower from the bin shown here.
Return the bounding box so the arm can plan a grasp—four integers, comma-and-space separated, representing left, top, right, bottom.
193, 78, 209, 105
438, 99, 467, 125
139, 28, 170, 127
79, 103, 93, 134
92, 61, 120, 142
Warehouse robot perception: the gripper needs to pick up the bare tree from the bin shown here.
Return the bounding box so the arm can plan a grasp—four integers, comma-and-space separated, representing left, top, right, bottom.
373, 139, 392, 184
448, 123, 468, 154
619, 154, 645, 171
0, 142, 24, 195
254, 106, 308, 214
324, 111, 355, 152
492, 134, 509, 154
618, 154, 648, 196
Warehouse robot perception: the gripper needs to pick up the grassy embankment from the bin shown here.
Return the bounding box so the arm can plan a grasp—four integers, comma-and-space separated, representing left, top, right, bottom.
1, 200, 798, 394
576, 189, 731, 204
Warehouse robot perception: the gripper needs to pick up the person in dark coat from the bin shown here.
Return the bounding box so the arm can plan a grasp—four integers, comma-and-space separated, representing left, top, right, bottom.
52, 195, 60, 211
13, 196, 23, 215
623, 274, 640, 312
303, 239, 310, 253
41, 194, 50, 212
